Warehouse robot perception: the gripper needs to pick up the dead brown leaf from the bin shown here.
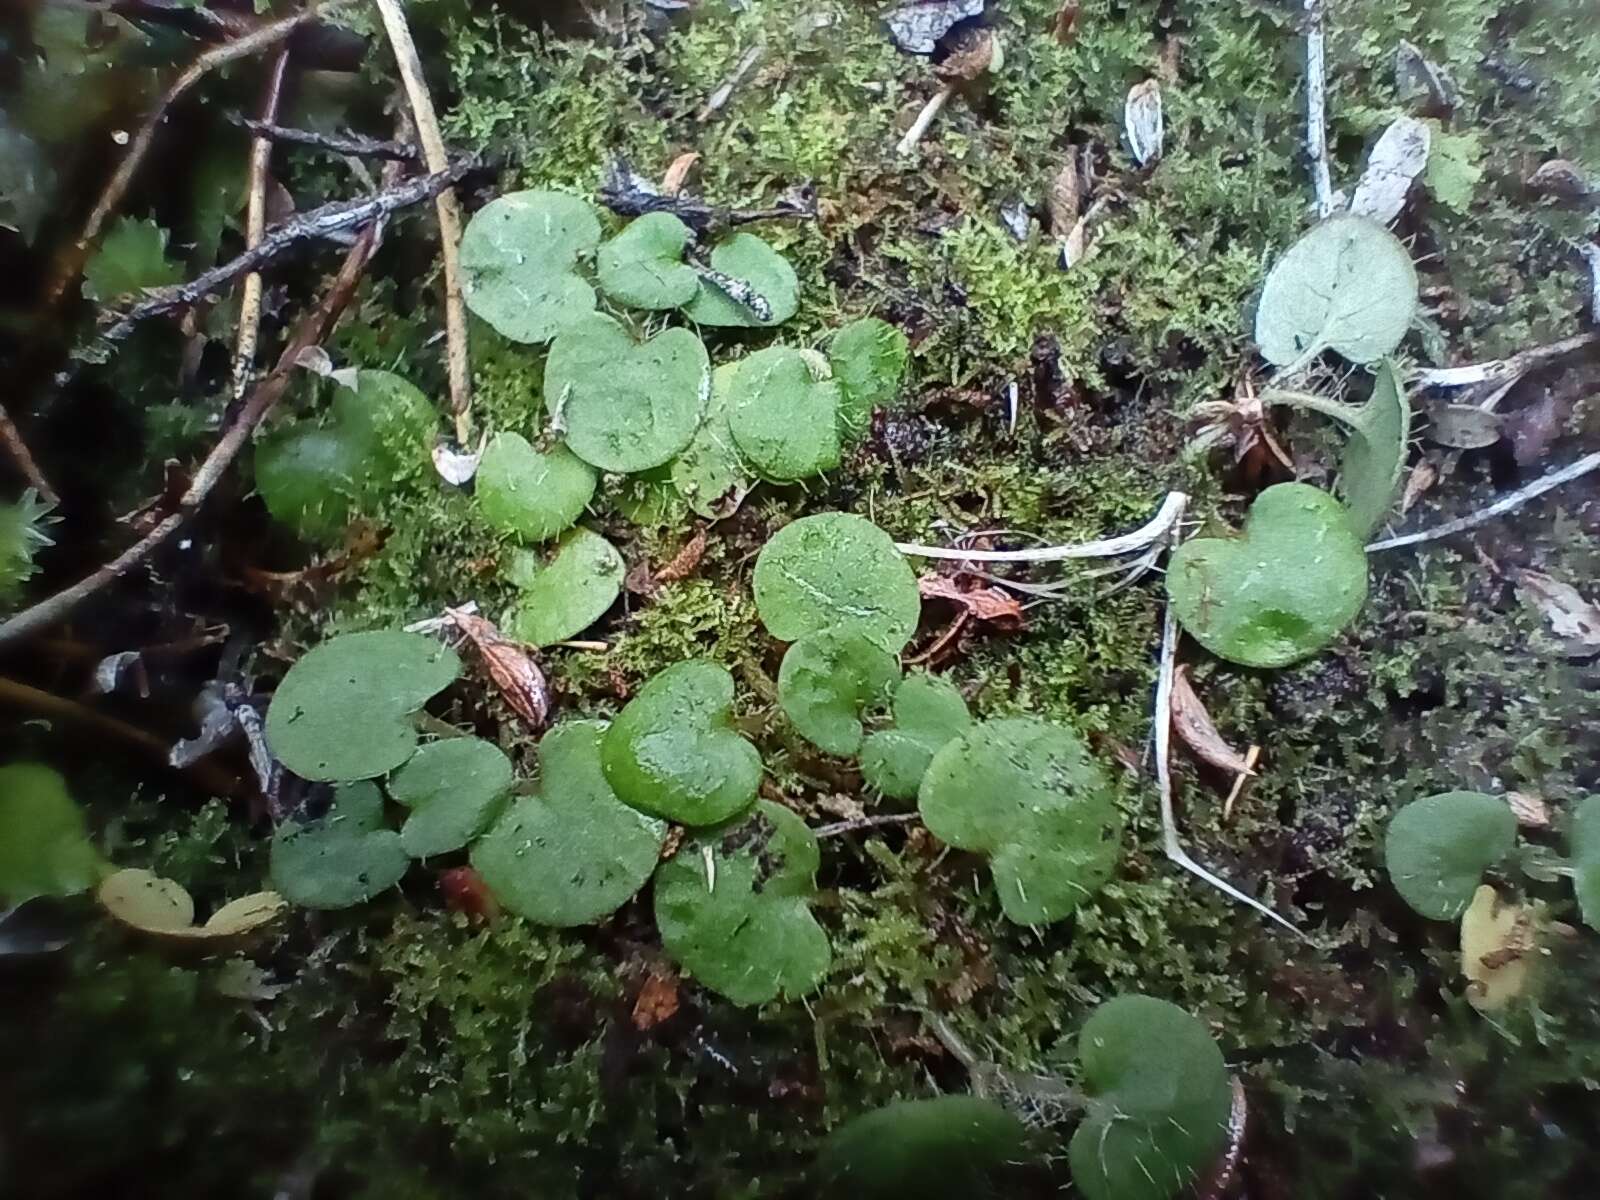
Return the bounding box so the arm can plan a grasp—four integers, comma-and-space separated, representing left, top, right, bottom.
1171, 666, 1256, 777
445, 607, 551, 729
631, 969, 681, 1031
1505, 790, 1551, 830
1047, 160, 1082, 237
1052, 1, 1080, 44
660, 152, 701, 198
1515, 569, 1600, 655
1400, 459, 1439, 513
656, 527, 709, 583
917, 574, 1024, 624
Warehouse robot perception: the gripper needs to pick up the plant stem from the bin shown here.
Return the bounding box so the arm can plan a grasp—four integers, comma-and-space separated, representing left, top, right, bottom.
896, 82, 955, 156
895, 491, 1187, 562
0, 403, 58, 504
1303, 0, 1335, 217
232, 44, 291, 402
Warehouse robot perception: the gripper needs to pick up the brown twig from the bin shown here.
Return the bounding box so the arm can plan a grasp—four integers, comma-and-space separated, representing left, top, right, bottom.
43, 0, 357, 313
228, 116, 421, 162
98, 161, 472, 341
812, 812, 923, 839
372, 0, 472, 447
0, 403, 59, 504
0, 214, 387, 649
67, 0, 368, 71
598, 162, 818, 235
232, 45, 291, 401
0, 675, 242, 796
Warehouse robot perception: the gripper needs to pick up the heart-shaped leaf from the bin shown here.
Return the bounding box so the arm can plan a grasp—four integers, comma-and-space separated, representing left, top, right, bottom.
777, 629, 901, 755
471, 720, 666, 926
269, 782, 410, 909
501, 527, 624, 647
265, 631, 461, 782
544, 313, 709, 473
475, 432, 596, 542
727, 346, 844, 482
596, 211, 698, 310
388, 736, 514, 858
0, 763, 105, 904
683, 231, 800, 327
256, 369, 434, 543
1573, 795, 1600, 931
860, 674, 971, 799
1255, 214, 1418, 370
671, 362, 752, 519
1167, 483, 1368, 669
918, 717, 1121, 925
602, 659, 761, 826
753, 512, 922, 650
1385, 791, 1517, 920
1068, 995, 1233, 1200
829, 317, 909, 442
815, 1096, 1032, 1196
97, 868, 285, 950
653, 800, 830, 1004
459, 189, 601, 344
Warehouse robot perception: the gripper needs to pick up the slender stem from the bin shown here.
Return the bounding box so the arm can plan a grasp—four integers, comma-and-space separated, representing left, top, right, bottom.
1367, 450, 1600, 552
232, 45, 291, 401
812, 812, 922, 839
1303, 0, 1335, 217
372, 0, 472, 447
1413, 330, 1600, 388
895, 491, 1187, 563
229, 116, 421, 161
0, 403, 58, 504
896, 83, 955, 156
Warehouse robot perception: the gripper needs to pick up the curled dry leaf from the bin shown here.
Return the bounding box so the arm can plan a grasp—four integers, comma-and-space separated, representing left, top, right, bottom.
1400, 459, 1439, 513
1123, 80, 1163, 166
1171, 666, 1260, 818
1349, 117, 1431, 225
917, 574, 1023, 625
445, 606, 551, 728
1460, 884, 1536, 1012
1427, 403, 1501, 449
655, 526, 709, 583
1505, 790, 1551, 830
632, 968, 681, 1030
1526, 159, 1594, 200
1052, 1, 1080, 44
98, 868, 285, 953
660, 152, 701, 198
1047, 159, 1082, 237
1514, 569, 1600, 655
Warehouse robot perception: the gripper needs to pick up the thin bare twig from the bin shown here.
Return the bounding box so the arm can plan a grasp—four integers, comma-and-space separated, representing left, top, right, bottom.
44, 0, 357, 312
229, 116, 421, 161
372, 0, 471, 446
1367, 450, 1600, 552
896, 492, 1188, 562
67, 0, 367, 72
99, 161, 471, 340
1303, 0, 1335, 217
1154, 605, 1304, 937
697, 43, 765, 121
597, 167, 818, 235
0, 217, 387, 649
0, 404, 58, 504
812, 812, 924, 839
1413, 330, 1600, 388
0, 675, 241, 796
232, 45, 291, 401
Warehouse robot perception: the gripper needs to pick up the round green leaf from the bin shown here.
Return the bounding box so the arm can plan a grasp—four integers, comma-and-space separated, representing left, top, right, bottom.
269, 782, 410, 910
601, 660, 761, 827
459, 189, 601, 344
816, 1096, 1032, 1197
265, 631, 461, 782
1167, 483, 1368, 669
501, 527, 624, 647
471, 721, 666, 926
653, 800, 830, 1005
596, 212, 698, 310
777, 629, 900, 755
544, 313, 709, 473
753, 512, 921, 650
671, 362, 753, 519
1068, 995, 1233, 1200
829, 317, 909, 442
727, 346, 844, 482
1571, 795, 1600, 931
475, 432, 596, 542
0, 763, 105, 905
683, 231, 800, 328
1385, 791, 1517, 920
918, 717, 1121, 925
388, 737, 514, 858
861, 674, 972, 799
256, 369, 433, 543
615, 465, 691, 528
1255, 214, 1418, 369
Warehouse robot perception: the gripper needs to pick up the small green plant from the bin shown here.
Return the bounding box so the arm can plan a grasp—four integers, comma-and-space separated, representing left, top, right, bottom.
471, 721, 666, 926
1068, 995, 1233, 1200
595, 211, 699, 309
264, 630, 461, 782
681, 230, 799, 327
0, 490, 53, 606
81, 215, 180, 303
828, 316, 910, 441
727, 346, 844, 481
458, 189, 602, 343
269, 782, 411, 910
501, 527, 624, 647
776, 628, 900, 755
918, 717, 1121, 925
653, 800, 830, 1005
474, 432, 597, 542
387, 737, 514, 859
859, 673, 971, 799
814, 1095, 1033, 1195
0, 763, 105, 904
601, 659, 762, 826
1384, 791, 1518, 921
1167, 483, 1369, 669
1574, 796, 1600, 929
670, 362, 749, 518
753, 511, 922, 650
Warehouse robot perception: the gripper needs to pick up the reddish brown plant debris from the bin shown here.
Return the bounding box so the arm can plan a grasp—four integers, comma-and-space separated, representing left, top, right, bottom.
438, 866, 499, 923
631, 969, 681, 1031
444, 607, 551, 729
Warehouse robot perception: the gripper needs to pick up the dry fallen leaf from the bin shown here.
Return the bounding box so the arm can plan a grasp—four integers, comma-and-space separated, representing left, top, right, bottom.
1171, 666, 1260, 798
446, 606, 551, 728
1526, 158, 1594, 199
1400, 459, 1439, 514
1349, 117, 1431, 225
1515, 569, 1600, 655
1052, 1, 1080, 44
1427, 403, 1501, 449
918, 574, 1024, 624
1460, 885, 1536, 1012
1505, 790, 1551, 830
656, 526, 709, 583
632, 969, 682, 1031
438, 866, 500, 923
660, 151, 701, 198
934, 25, 1000, 84
1123, 79, 1163, 166
1047, 160, 1082, 237
98, 868, 285, 953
